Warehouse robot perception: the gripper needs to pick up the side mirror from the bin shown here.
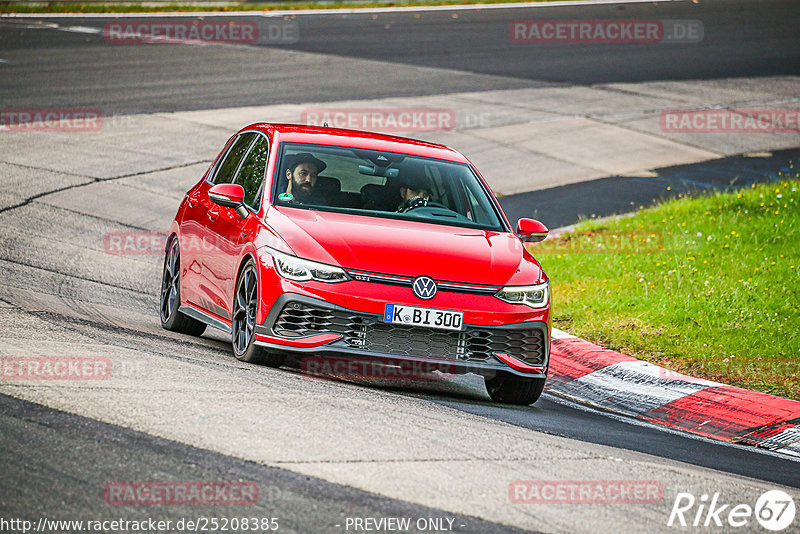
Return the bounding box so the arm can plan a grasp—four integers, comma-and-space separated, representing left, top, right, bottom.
517, 218, 548, 243
209, 183, 248, 219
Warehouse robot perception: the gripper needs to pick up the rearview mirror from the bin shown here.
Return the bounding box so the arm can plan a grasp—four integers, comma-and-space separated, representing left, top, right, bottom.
208, 183, 248, 219
358, 164, 399, 178
517, 218, 548, 243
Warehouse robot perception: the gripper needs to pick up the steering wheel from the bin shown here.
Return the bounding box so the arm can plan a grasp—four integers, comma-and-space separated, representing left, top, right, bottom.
401, 197, 447, 213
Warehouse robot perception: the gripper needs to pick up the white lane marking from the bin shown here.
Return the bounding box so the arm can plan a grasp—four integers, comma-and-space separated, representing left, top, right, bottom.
758, 426, 800, 455
3, 20, 239, 47
0, 0, 677, 18
62, 25, 101, 34
0, 59, 7, 63
555, 360, 721, 416
780, 442, 800, 457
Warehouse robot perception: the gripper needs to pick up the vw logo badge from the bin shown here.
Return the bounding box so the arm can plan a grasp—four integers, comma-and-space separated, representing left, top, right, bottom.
412, 276, 437, 300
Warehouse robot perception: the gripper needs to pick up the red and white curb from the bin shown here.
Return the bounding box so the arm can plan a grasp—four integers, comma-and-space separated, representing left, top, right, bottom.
547, 328, 800, 457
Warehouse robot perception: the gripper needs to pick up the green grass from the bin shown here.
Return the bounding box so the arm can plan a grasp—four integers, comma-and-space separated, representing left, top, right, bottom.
534, 172, 800, 400
0, 0, 572, 14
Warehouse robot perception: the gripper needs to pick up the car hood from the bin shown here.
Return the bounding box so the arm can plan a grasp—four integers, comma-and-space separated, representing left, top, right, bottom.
265, 207, 544, 286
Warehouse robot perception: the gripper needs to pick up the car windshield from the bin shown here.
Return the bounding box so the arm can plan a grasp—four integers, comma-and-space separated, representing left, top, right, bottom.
272, 142, 506, 231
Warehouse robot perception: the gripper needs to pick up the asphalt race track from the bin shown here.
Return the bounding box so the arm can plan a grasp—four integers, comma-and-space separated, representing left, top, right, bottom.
1, 0, 799, 112
1, 0, 800, 532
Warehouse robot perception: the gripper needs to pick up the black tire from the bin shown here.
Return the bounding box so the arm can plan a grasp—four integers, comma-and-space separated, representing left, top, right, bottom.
160, 237, 206, 336
231, 259, 285, 368
484, 372, 546, 405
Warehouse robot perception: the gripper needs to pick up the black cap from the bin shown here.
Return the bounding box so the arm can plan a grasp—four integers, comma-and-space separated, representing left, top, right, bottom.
286, 152, 327, 173
398, 172, 433, 193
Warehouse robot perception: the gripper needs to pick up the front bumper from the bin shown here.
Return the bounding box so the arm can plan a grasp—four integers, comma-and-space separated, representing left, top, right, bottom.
254, 293, 549, 379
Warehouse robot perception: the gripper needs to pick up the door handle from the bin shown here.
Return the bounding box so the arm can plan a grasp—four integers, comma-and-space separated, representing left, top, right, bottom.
207, 209, 219, 221
186, 197, 197, 208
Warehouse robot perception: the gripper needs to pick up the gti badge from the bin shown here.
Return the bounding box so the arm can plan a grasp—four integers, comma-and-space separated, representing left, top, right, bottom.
412, 276, 437, 300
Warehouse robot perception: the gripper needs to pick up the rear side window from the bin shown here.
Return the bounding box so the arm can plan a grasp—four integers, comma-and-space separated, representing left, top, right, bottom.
234, 135, 270, 209
213, 132, 256, 184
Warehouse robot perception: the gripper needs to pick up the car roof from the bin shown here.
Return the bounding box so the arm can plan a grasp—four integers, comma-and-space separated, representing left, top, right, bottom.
239, 123, 471, 164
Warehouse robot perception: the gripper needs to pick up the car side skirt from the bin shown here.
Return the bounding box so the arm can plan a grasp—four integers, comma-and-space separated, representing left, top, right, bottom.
179, 304, 232, 334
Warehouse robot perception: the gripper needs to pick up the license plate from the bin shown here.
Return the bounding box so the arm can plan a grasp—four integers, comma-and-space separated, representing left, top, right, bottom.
383, 304, 464, 331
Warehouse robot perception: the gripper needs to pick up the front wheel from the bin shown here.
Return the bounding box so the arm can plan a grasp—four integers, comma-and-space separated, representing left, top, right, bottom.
231, 260, 285, 368
484, 372, 546, 405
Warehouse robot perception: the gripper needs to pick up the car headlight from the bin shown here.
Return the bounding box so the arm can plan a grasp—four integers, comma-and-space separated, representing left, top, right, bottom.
495, 282, 549, 308
268, 249, 349, 283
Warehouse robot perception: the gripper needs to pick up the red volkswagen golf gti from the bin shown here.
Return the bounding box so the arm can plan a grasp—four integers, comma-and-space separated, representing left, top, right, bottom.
161, 123, 551, 405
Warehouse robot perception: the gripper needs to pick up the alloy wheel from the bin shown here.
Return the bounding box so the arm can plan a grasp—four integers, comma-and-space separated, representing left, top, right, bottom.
232, 263, 258, 356
160, 239, 180, 323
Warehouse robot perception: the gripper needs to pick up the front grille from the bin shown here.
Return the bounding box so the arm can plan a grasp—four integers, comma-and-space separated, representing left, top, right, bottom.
273, 304, 344, 337
464, 328, 546, 365
271, 302, 546, 365
360, 322, 462, 359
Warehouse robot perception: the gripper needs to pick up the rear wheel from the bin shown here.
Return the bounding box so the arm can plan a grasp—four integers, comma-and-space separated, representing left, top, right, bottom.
160, 237, 206, 336
484, 372, 546, 405
231, 260, 285, 368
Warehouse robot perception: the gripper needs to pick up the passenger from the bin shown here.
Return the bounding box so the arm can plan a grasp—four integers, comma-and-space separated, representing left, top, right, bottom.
284, 152, 327, 204
396, 174, 434, 212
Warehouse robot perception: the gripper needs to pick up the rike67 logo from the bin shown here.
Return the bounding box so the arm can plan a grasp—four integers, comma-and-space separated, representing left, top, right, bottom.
668, 490, 796, 531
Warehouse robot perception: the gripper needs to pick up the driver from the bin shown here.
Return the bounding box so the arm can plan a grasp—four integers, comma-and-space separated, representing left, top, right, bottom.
396, 174, 433, 212
284, 152, 327, 204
